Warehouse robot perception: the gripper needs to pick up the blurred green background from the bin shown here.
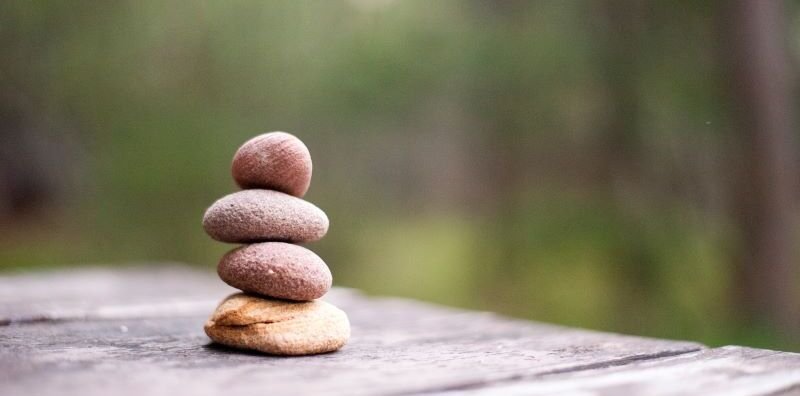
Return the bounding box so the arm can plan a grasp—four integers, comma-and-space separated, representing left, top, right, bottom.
2, 1, 799, 351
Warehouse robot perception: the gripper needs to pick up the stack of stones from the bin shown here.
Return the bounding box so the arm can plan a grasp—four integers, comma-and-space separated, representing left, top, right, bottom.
202, 132, 350, 356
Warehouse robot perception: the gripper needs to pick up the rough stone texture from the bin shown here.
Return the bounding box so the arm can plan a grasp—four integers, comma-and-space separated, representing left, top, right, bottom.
1, 267, 799, 396
204, 293, 349, 356
218, 242, 331, 301
207, 291, 315, 325
231, 132, 312, 197
202, 189, 329, 243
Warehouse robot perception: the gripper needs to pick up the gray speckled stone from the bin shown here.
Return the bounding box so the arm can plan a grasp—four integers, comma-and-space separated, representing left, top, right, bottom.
217, 242, 332, 301
231, 132, 312, 197
202, 189, 329, 243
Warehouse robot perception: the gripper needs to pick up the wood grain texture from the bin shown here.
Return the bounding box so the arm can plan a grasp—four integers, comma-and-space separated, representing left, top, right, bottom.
435, 346, 800, 396
0, 266, 797, 396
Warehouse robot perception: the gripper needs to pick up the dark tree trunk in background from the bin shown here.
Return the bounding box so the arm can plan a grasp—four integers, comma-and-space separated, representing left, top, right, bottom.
0, 96, 77, 225
595, 0, 663, 331
598, 0, 644, 186
724, 0, 798, 334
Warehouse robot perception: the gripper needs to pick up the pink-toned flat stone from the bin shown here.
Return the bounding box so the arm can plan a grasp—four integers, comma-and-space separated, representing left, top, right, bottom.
231, 132, 312, 197
218, 242, 332, 301
202, 189, 329, 243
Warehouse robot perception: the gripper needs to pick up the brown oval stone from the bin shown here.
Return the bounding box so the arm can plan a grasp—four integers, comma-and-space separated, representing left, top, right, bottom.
204, 293, 350, 356
202, 189, 329, 243
218, 242, 332, 301
231, 132, 312, 197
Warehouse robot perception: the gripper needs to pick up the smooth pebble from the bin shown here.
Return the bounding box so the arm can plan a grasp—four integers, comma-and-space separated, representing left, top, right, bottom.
231, 132, 312, 197
218, 242, 332, 301
202, 189, 329, 243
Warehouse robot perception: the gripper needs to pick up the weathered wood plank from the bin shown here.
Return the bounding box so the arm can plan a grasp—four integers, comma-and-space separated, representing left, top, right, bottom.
434, 346, 800, 396
0, 266, 796, 395
0, 265, 232, 324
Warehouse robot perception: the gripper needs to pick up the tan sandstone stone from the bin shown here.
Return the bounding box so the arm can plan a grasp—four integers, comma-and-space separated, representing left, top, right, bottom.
204, 293, 350, 356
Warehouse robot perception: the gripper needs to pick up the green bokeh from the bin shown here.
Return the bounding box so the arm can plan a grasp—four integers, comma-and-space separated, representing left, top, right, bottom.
2, 0, 798, 351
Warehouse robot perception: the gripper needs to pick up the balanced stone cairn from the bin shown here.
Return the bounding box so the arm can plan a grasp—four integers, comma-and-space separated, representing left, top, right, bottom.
202, 132, 350, 355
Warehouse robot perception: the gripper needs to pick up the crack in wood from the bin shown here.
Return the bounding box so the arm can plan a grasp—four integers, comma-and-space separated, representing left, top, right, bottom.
393, 348, 705, 395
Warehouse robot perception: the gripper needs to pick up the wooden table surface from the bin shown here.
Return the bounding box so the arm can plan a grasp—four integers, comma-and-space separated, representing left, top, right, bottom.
1, 266, 798, 396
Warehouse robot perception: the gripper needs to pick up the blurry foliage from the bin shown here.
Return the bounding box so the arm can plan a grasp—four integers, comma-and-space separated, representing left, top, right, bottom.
1, 0, 798, 351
